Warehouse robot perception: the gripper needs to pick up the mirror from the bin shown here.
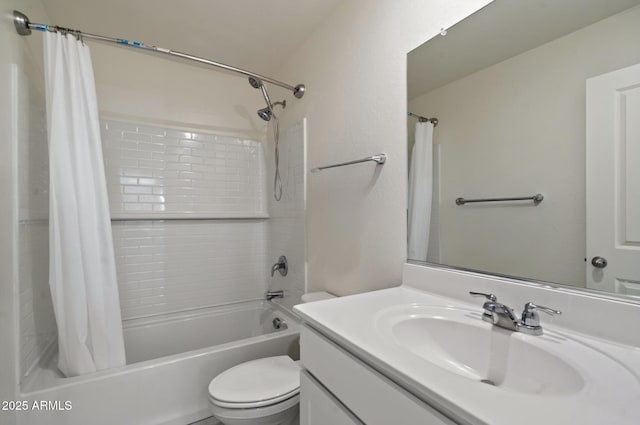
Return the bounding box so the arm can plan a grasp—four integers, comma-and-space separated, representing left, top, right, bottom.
407, 0, 640, 299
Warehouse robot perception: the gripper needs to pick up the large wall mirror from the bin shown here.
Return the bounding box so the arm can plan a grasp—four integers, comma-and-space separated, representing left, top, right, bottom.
407, 0, 640, 300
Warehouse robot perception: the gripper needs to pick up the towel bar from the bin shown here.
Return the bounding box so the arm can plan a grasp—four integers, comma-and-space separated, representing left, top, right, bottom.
455, 194, 544, 205
311, 154, 386, 173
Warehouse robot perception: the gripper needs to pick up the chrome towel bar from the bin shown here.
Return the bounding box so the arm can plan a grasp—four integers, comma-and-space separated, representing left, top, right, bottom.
311, 154, 386, 173
455, 194, 544, 206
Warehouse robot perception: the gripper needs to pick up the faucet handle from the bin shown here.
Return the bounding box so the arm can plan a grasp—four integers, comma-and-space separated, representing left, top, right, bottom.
520, 302, 561, 335
469, 291, 497, 302
469, 292, 498, 324
522, 302, 561, 318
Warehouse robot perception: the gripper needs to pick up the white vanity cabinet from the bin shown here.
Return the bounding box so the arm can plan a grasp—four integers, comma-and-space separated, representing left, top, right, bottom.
300, 371, 364, 425
300, 325, 455, 425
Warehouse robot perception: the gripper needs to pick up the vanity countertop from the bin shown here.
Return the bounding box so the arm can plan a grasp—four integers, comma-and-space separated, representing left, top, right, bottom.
294, 284, 640, 425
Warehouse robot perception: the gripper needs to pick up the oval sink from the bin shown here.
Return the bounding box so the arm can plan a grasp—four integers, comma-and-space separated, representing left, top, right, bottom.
378, 305, 586, 396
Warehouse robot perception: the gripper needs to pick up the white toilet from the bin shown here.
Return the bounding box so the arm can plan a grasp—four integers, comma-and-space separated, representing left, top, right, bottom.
207, 291, 335, 425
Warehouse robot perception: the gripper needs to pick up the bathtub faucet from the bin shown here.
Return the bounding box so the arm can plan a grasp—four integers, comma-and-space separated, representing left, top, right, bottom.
266, 290, 284, 301
271, 255, 288, 277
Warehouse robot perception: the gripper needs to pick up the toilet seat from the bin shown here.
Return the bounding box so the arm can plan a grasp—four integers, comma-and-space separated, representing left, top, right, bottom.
208, 356, 301, 409
209, 394, 300, 424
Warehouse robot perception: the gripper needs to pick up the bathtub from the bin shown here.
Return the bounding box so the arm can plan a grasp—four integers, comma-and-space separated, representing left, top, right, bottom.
18, 301, 299, 425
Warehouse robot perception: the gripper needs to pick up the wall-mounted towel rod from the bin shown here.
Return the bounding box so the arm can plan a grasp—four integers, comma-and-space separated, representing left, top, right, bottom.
455, 194, 544, 206
408, 112, 438, 126
311, 154, 386, 173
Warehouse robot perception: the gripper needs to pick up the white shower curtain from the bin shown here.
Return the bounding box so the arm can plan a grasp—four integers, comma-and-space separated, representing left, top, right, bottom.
408, 121, 434, 262
43, 32, 126, 377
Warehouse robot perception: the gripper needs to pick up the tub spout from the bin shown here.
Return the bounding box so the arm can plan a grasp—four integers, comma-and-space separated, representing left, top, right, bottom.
266, 290, 284, 301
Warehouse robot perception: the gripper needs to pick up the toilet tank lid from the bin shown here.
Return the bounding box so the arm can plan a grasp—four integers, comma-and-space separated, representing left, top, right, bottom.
301, 291, 336, 303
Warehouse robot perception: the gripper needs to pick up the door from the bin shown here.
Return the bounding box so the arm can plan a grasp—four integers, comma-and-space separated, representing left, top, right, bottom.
586, 63, 640, 295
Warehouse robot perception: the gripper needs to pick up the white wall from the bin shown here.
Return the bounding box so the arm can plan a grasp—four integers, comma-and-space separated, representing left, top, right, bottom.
408, 6, 640, 287
274, 0, 492, 295
0, 0, 54, 420
90, 43, 268, 140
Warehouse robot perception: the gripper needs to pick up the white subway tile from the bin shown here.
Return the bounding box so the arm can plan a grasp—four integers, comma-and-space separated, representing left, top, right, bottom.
112, 220, 268, 319
123, 131, 153, 142
101, 119, 303, 322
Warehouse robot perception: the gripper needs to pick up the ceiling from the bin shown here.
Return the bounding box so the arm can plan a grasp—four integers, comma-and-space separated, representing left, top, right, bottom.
42, 0, 344, 76
408, 0, 640, 99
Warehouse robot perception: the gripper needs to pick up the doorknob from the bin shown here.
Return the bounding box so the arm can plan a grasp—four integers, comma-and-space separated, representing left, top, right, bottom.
591, 256, 607, 269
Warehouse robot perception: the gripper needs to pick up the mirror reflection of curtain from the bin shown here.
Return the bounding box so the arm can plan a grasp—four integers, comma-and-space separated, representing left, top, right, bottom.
408, 122, 434, 261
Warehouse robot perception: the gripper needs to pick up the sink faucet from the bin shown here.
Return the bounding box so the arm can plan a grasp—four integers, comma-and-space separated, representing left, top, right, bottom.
470, 292, 519, 331
469, 292, 561, 335
271, 255, 288, 277
482, 301, 520, 331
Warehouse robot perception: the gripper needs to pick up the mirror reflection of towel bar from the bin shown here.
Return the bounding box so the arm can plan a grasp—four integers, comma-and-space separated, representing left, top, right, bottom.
455, 194, 544, 205
311, 154, 386, 173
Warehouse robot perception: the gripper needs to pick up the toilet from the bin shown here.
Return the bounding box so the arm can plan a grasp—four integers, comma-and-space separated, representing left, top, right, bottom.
208, 356, 301, 425
207, 291, 335, 425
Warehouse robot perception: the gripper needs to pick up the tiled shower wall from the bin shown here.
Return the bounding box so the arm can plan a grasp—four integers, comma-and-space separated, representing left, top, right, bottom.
111, 220, 268, 319
102, 120, 269, 319
102, 121, 267, 218
268, 119, 307, 313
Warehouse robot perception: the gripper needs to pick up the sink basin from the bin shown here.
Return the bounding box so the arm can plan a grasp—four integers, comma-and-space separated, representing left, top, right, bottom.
377, 305, 585, 395
297, 284, 640, 425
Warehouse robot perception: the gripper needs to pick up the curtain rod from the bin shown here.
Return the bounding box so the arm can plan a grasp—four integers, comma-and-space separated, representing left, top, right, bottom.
12, 10, 305, 99
408, 112, 438, 126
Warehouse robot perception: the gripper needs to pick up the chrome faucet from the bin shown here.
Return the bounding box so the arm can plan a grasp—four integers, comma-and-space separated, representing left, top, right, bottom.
470, 292, 519, 331
469, 292, 561, 335
271, 256, 288, 277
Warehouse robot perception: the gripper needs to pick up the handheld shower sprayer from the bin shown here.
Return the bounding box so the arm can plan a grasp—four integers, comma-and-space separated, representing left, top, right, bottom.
248, 77, 286, 201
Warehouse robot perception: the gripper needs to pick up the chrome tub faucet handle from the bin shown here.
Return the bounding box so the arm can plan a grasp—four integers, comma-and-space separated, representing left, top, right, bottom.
271, 255, 288, 277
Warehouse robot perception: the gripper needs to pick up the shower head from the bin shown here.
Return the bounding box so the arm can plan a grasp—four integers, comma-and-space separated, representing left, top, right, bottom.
256, 100, 286, 121
249, 77, 286, 121
257, 107, 272, 121
248, 77, 262, 89
250, 77, 274, 113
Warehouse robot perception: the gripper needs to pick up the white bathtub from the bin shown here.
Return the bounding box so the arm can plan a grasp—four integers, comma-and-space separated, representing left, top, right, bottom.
18, 301, 299, 425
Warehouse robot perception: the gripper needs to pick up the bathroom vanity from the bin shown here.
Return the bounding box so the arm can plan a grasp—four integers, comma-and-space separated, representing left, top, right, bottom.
298, 325, 453, 425
294, 264, 640, 425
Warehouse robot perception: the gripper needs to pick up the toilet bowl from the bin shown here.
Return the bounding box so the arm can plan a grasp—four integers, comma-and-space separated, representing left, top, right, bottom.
208, 356, 301, 425
208, 292, 335, 425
